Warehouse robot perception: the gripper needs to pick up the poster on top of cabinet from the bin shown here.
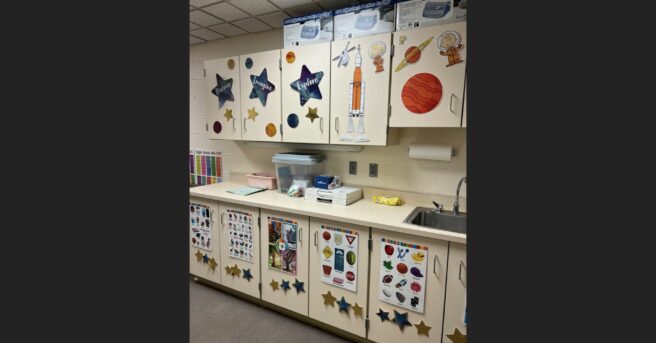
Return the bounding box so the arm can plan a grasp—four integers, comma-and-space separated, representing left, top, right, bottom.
378, 238, 428, 313
227, 209, 254, 263
190, 203, 212, 251
319, 225, 359, 292
267, 216, 298, 275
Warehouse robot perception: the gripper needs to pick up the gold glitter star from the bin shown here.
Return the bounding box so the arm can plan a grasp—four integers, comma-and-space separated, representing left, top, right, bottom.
352, 303, 363, 317
225, 265, 232, 275
270, 279, 279, 291
322, 291, 337, 306
224, 109, 233, 121
231, 265, 241, 277
208, 257, 218, 270
305, 107, 319, 123
247, 107, 258, 121
414, 321, 432, 337
446, 328, 466, 343
194, 250, 203, 262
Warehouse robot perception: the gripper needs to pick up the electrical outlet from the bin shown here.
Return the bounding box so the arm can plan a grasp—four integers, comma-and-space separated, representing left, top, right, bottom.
349, 161, 357, 175
369, 163, 378, 177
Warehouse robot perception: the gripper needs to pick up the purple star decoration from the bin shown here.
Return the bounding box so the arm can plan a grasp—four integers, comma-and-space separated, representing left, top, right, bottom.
290, 65, 323, 106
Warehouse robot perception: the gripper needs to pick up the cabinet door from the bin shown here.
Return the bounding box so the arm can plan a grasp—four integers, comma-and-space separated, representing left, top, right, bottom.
189, 197, 221, 284
442, 243, 467, 343
309, 218, 369, 338
260, 209, 310, 316
281, 43, 331, 143
368, 229, 448, 343
240, 50, 283, 142
218, 202, 261, 299
330, 33, 392, 146
204, 56, 242, 140
389, 22, 466, 127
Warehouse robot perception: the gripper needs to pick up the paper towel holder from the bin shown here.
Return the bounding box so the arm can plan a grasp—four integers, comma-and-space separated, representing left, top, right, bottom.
407, 145, 457, 157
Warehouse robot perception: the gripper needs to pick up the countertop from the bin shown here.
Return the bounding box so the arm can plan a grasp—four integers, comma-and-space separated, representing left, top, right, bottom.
190, 182, 466, 244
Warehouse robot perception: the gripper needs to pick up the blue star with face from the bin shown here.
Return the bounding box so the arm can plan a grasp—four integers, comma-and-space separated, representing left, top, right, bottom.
290, 65, 324, 106
392, 310, 412, 330
337, 296, 351, 313
376, 308, 390, 322
249, 68, 275, 106
211, 74, 234, 108
242, 268, 253, 282
292, 278, 305, 293
280, 279, 291, 292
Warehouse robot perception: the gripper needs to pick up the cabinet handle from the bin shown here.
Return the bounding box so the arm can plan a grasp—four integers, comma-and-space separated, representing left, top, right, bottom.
450, 93, 457, 114
210, 210, 215, 223
220, 212, 225, 228
433, 255, 439, 275
298, 228, 303, 244
243, 118, 247, 132
458, 260, 466, 284
335, 117, 339, 133
314, 231, 318, 246
320, 117, 323, 133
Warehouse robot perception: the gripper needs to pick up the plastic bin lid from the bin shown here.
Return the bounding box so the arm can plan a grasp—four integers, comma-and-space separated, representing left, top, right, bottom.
272, 152, 325, 165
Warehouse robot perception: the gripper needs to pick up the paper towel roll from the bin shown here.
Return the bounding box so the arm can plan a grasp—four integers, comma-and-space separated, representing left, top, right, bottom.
408, 144, 453, 161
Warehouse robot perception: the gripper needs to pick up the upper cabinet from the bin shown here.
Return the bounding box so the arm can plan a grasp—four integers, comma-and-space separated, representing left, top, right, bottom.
240, 50, 283, 142
204, 56, 242, 140
330, 33, 393, 146
389, 22, 467, 127
281, 42, 331, 144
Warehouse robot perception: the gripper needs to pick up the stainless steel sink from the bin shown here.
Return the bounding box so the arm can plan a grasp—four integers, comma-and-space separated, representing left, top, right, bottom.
403, 207, 467, 234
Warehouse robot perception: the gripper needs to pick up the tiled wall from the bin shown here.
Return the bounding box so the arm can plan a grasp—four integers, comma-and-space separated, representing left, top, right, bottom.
191, 30, 466, 198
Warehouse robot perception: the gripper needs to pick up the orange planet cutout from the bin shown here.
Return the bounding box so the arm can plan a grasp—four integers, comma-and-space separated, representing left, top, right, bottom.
227, 58, 235, 70
404, 46, 421, 64
401, 73, 443, 114
265, 123, 277, 137
286, 51, 295, 64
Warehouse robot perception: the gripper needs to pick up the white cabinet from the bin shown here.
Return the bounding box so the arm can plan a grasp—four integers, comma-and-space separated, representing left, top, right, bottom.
462, 80, 467, 128
281, 43, 331, 143
204, 56, 242, 140
240, 50, 283, 142
218, 202, 261, 299
389, 22, 466, 127
442, 243, 467, 343
330, 33, 392, 146
189, 197, 221, 285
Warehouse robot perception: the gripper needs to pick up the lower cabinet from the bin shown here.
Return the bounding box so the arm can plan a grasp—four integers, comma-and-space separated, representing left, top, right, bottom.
189, 197, 221, 285
309, 218, 370, 338
218, 202, 261, 299
368, 229, 448, 343
442, 243, 467, 343
260, 209, 310, 316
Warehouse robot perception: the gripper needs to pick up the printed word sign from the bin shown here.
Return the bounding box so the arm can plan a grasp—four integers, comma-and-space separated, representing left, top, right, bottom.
190, 203, 212, 251
319, 225, 359, 292
379, 238, 429, 313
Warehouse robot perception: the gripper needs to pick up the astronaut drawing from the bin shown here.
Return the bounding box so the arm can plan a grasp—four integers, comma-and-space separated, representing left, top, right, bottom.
340, 44, 368, 142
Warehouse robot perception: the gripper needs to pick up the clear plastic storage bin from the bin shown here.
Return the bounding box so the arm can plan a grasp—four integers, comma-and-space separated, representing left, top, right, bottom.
272, 153, 325, 193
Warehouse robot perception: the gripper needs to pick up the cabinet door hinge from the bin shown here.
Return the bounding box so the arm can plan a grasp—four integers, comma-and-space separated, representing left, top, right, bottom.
258, 282, 262, 292
205, 123, 208, 131
368, 237, 373, 251
258, 216, 261, 229
387, 104, 392, 118
203, 68, 206, 77
279, 58, 282, 70
279, 123, 283, 137
365, 317, 370, 330
390, 44, 394, 58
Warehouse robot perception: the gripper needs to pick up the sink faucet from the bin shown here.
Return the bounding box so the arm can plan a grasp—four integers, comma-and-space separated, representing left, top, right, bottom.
453, 176, 466, 215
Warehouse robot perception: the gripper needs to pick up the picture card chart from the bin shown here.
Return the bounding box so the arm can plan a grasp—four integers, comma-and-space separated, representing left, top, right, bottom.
319, 225, 359, 292
190, 203, 212, 251
189, 149, 222, 186
267, 216, 298, 275
227, 209, 254, 263
378, 238, 429, 313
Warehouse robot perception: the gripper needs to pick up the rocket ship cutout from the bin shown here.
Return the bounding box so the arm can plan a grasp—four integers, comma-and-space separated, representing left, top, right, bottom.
340, 44, 369, 142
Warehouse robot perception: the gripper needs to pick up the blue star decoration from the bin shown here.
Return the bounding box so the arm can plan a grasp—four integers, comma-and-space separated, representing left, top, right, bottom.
249, 68, 275, 106
337, 296, 351, 313
211, 74, 234, 108
376, 308, 390, 322
292, 279, 305, 293
392, 310, 412, 331
290, 65, 324, 106
242, 268, 253, 282
281, 279, 291, 292
202, 254, 209, 264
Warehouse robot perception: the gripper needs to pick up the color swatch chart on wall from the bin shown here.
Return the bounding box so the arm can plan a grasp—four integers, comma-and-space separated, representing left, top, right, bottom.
189, 149, 222, 186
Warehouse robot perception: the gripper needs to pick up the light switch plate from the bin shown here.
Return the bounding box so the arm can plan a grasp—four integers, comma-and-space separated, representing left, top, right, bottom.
369, 163, 378, 177
349, 161, 357, 175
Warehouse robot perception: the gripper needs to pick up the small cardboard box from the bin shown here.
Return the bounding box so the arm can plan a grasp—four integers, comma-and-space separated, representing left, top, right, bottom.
283, 10, 334, 47
395, 0, 467, 31
333, 0, 396, 41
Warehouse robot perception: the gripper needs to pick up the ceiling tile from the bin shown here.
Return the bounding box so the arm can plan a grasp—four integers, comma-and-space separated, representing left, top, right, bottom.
232, 18, 271, 33
189, 0, 222, 8
207, 23, 248, 37
258, 11, 290, 28
190, 22, 201, 30
269, 0, 312, 9
203, 2, 249, 22
190, 36, 205, 45
317, 0, 357, 10
286, 3, 322, 17
191, 28, 225, 41
229, 0, 278, 16
190, 10, 223, 27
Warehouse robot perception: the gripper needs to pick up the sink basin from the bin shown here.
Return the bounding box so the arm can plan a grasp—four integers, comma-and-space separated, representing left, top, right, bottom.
403, 207, 466, 234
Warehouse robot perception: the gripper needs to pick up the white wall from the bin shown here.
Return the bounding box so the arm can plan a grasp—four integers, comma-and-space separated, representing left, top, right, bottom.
190, 30, 466, 197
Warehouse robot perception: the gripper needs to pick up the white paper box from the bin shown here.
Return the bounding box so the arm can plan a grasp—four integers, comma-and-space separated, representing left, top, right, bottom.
304, 186, 363, 206
395, 0, 467, 31
333, 0, 396, 41
283, 10, 334, 47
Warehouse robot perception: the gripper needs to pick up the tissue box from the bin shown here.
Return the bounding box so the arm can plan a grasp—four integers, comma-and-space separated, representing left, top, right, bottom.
313, 175, 335, 189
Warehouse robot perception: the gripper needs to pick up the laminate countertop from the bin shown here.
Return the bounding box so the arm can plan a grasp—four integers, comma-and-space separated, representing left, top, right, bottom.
190, 182, 466, 244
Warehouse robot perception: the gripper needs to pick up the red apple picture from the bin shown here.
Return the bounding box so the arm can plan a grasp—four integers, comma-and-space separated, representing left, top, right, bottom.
322, 231, 331, 241
384, 244, 394, 255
